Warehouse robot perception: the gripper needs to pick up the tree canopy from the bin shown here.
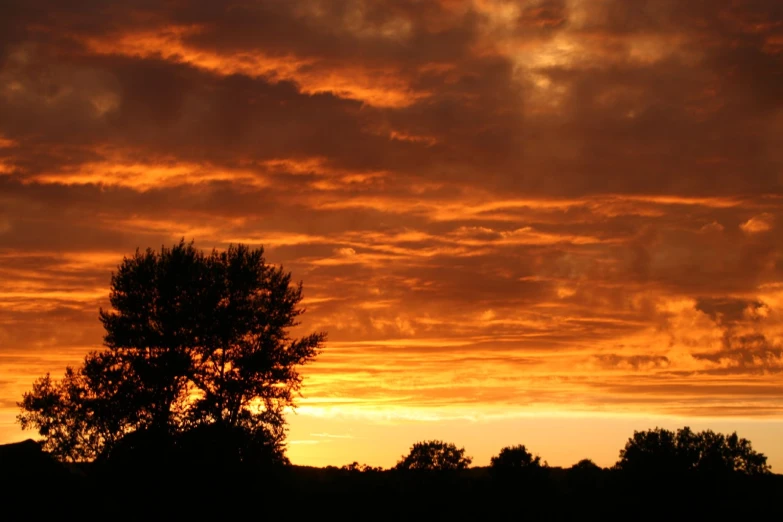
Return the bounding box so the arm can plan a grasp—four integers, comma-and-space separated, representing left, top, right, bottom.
490, 444, 543, 470
394, 440, 472, 471
615, 427, 770, 476
340, 461, 384, 472
570, 458, 602, 472
18, 240, 325, 463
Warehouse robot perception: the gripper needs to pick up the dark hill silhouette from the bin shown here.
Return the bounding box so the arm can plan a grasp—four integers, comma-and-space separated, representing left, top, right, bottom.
0, 439, 83, 518
0, 439, 70, 480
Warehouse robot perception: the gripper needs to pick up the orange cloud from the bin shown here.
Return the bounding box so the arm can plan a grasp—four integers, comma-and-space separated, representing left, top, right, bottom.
81, 25, 429, 108
30, 160, 270, 190
741, 213, 775, 234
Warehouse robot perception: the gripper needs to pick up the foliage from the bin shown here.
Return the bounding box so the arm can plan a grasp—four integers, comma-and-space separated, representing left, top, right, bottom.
615, 426, 770, 476
490, 444, 543, 470
17, 370, 97, 463
394, 440, 472, 471
566, 458, 605, 487
341, 461, 384, 472
570, 458, 602, 472
17, 351, 140, 462
571, 458, 601, 470
100, 422, 289, 475
18, 240, 325, 462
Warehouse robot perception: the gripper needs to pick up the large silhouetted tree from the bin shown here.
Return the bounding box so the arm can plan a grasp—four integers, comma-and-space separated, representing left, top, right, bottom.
18, 240, 325, 462
615, 426, 770, 476
394, 440, 472, 471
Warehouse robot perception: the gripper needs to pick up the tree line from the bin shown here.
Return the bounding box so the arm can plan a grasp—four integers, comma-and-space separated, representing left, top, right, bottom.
348, 429, 769, 475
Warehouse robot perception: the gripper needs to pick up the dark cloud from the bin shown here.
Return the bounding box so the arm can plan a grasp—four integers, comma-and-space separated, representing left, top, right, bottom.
695, 298, 766, 325
695, 333, 783, 374
595, 354, 670, 370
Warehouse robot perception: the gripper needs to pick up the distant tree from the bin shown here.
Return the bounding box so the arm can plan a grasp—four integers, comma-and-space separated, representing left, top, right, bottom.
570, 458, 601, 471
615, 426, 770, 476
567, 458, 604, 487
341, 461, 383, 472
615, 427, 679, 475
395, 440, 472, 471
18, 240, 325, 462
490, 444, 543, 470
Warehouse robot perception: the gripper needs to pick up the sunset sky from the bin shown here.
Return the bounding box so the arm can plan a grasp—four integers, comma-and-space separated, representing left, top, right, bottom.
1, 0, 782, 470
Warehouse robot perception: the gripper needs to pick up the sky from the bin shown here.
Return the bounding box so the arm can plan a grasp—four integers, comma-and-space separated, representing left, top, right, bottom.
0, 0, 782, 470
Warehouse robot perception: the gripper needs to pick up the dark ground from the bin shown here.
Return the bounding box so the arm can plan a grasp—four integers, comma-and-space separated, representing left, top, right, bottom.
1, 441, 781, 521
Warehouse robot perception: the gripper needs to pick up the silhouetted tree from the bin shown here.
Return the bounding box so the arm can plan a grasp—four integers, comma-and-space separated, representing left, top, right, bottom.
394, 440, 472, 471
567, 458, 604, 488
615, 427, 679, 475
18, 240, 325, 462
615, 426, 770, 476
17, 370, 95, 462
97, 241, 208, 432
172, 422, 290, 473
341, 461, 383, 472
17, 351, 140, 462
571, 458, 600, 471
490, 444, 543, 470
185, 244, 324, 433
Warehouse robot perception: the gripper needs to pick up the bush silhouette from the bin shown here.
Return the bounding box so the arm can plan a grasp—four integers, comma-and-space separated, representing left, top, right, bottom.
616, 426, 770, 476
341, 461, 383, 472
395, 440, 472, 470
490, 444, 543, 470
567, 458, 604, 488
571, 458, 600, 471
96, 426, 176, 472
173, 423, 289, 474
